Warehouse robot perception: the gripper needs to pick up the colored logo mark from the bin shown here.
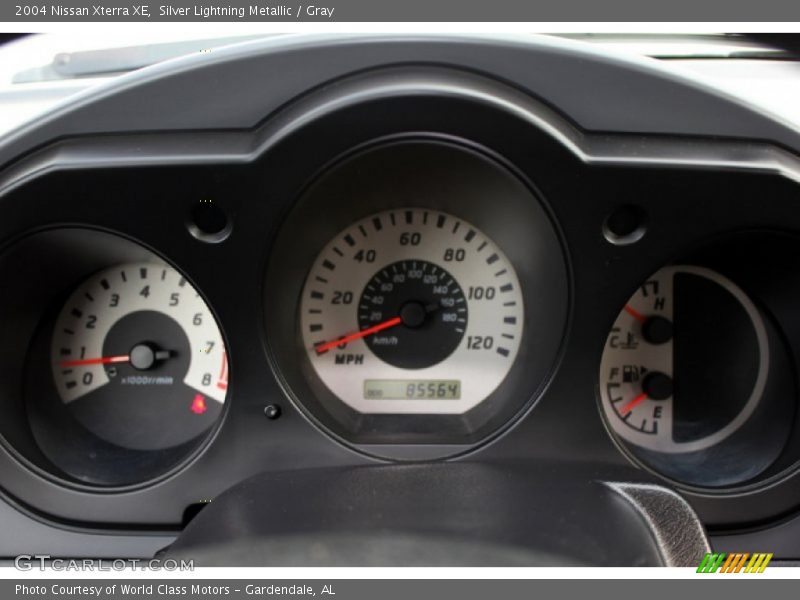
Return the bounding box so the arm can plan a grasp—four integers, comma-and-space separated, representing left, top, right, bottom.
697, 552, 772, 573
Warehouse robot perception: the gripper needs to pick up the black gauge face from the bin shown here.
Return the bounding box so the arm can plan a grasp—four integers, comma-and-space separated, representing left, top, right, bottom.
50, 262, 228, 452
356, 260, 468, 369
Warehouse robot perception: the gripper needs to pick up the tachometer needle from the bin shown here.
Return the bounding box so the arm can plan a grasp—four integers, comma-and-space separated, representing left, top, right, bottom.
620, 392, 648, 415
60, 355, 130, 368
315, 316, 403, 354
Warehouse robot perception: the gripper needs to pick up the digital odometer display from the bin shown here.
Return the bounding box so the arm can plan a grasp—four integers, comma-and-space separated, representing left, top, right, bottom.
300, 208, 524, 415
364, 379, 461, 400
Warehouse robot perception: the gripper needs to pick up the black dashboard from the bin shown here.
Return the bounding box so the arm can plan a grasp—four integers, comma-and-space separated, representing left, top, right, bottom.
2, 34, 800, 566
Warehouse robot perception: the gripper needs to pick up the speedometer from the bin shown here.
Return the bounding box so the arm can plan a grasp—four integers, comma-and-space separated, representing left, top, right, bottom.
300, 208, 524, 414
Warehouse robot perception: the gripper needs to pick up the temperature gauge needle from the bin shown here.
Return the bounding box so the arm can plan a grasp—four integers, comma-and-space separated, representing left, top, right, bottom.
60, 355, 131, 368
624, 305, 646, 323
315, 316, 403, 354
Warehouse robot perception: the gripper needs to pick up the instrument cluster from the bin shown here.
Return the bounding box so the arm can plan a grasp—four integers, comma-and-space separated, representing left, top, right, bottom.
0, 50, 799, 544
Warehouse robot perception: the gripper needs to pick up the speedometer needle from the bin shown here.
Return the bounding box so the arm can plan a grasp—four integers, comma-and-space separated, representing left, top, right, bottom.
60, 355, 131, 368
315, 316, 403, 354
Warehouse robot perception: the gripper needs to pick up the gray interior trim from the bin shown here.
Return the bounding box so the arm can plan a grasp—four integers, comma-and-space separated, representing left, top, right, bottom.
2, 34, 800, 172
3, 66, 800, 199
605, 482, 711, 567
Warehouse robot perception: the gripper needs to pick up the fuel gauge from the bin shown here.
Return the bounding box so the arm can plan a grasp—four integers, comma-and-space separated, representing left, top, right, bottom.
600, 265, 793, 487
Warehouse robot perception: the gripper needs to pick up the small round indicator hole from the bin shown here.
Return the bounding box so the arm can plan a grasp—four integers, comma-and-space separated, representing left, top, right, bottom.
603, 205, 647, 246
187, 199, 232, 243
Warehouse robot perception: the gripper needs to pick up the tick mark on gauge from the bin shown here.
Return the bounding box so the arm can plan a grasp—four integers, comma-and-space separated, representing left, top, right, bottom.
497, 347, 510, 357
465, 229, 476, 242
161, 269, 167, 281
405, 210, 413, 224
477, 241, 487, 252
66, 381, 77, 389
423, 212, 429, 224
494, 269, 507, 277
503, 301, 516, 306
344, 234, 356, 247
390, 213, 397, 226
372, 217, 383, 231
309, 324, 323, 332
308, 309, 321, 314
500, 284, 513, 293
359, 225, 368, 237
452, 222, 461, 234
502, 333, 514, 339
322, 260, 336, 271
63, 328, 74, 335
60, 348, 71, 355
315, 276, 328, 284
333, 247, 344, 257
310, 291, 324, 300
436, 214, 446, 228
140, 267, 147, 279
120, 270, 127, 282
504, 317, 517, 325
486, 253, 499, 265
178, 277, 187, 287
84, 293, 94, 302
71, 309, 82, 318
100, 279, 110, 290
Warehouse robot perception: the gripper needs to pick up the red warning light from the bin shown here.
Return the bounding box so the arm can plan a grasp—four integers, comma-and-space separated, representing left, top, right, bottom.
191, 394, 207, 415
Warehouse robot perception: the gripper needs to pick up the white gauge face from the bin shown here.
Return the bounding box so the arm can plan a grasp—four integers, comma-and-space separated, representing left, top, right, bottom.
599, 265, 768, 454
51, 262, 228, 450
300, 208, 524, 414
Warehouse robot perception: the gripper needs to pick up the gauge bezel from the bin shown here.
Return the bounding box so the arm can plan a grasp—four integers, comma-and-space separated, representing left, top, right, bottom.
265, 135, 570, 458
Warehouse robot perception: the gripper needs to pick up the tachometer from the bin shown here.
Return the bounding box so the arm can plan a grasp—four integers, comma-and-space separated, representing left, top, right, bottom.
300, 208, 524, 414
50, 262, 228, 451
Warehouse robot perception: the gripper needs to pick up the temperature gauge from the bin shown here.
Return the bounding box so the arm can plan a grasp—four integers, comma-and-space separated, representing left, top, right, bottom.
600, 265, 769, 454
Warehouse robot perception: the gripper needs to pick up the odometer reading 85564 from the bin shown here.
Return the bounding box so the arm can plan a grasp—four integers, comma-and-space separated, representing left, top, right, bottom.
300, 208, 524, 415
364, 379, 461, 400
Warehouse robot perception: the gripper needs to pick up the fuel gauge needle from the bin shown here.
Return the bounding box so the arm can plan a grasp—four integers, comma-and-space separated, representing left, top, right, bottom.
620, 392, 648, 415
60, 355, 130, 368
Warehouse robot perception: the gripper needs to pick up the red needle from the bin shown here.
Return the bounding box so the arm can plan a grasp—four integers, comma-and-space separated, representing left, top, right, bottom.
620, 392, 649, 415
60, 355, 130, 368
624, 305, 647, 323
315, 316, 403, 354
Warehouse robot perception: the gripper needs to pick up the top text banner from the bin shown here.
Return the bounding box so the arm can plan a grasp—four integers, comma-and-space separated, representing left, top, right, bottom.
4, 0, 800, 22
